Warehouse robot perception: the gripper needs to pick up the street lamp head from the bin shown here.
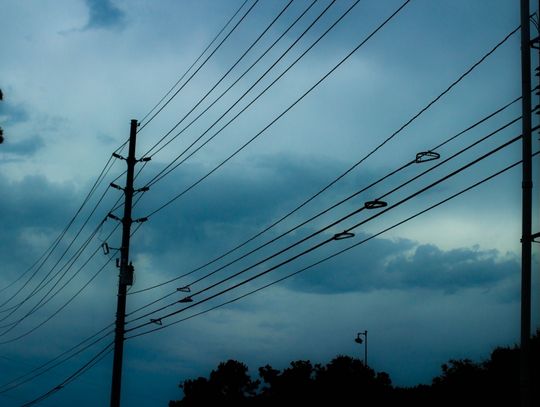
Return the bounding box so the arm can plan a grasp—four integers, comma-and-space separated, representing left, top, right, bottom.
355, 334, 363, 344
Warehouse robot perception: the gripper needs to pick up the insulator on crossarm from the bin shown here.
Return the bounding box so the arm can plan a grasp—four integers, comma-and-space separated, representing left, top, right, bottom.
101, 243, 110, 255
107, 213, 121, 222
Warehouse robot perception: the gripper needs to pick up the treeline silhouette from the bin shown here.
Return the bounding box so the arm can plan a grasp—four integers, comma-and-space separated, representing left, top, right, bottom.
169, 331, 539, 406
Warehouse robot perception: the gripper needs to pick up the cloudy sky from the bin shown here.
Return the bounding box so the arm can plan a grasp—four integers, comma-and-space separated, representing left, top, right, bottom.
1, 0, 539, 405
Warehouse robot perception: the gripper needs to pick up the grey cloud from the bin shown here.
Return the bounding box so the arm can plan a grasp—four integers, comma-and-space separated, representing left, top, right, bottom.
0, 100, 30, 125
285, 237, 519, 296
1, 136, 45, 157
129, 153, 362, 269
125, 150, 519, 300
83, 0, 125, 31
0, 175, 79, 280
385, 244, 518, 292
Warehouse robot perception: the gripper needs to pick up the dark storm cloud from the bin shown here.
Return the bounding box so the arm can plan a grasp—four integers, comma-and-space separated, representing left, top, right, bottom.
126, 150, 517, 302
0, 100, 29, 125
1, 136, 45, 157
130, 153, 361, 257
285, 236, 519, 296
83, 0, 125, 30
0, 175, 79, 278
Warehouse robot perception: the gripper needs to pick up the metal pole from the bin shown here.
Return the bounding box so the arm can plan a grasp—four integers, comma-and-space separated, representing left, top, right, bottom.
364, 330, 368, 367
110, 119, 138, 407
520, 1, 532, 406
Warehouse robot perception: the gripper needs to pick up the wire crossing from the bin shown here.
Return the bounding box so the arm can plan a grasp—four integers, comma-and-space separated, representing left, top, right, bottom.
124, 136, 533, 336
127, 96, 523, 296
138, 0, 259, 132
125, 115, 523, 319
126, 150, 540, 340
143, 0, 412, 218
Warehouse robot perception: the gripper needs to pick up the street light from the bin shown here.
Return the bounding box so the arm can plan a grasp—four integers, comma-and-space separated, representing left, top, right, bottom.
354, 330, 368, 366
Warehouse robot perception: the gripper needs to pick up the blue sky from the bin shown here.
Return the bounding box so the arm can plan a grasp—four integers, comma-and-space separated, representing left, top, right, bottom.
0, 0, 539, 405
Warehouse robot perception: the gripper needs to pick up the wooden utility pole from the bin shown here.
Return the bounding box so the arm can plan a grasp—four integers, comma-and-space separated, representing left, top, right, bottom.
520, 1, 532, 406
110, 119, 138, 407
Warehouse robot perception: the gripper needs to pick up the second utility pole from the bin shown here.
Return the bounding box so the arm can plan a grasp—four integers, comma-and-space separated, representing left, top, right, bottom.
110, 119, 138, 407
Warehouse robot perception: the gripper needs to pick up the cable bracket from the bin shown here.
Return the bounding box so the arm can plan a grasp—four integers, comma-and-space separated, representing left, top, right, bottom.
415, 151, 440, 163
177, 286, 191, 293
364, 200, 387, 209
333, 231, 355, 240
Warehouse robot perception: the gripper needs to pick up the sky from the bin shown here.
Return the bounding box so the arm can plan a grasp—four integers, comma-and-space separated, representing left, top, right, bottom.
0, 0, 539, 405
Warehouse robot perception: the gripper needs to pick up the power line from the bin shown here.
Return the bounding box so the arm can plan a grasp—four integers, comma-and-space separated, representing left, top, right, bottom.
125, 131, 523, 331
19, 342, 114, 407
0, 248, 118, 345
138, 0, 259, 131
0, 327, 113, 395
142, 0, 356, 189
125, 115, 522, 319
0, 153, 120, 310
128, 0, 323, 210
143, 0, 412, 218
128, 95, 522, 296
132, 22, 519, 314
0, 155, 127, 317
138, 0, 323, 161
0, 165, 129, 334
126, 149, 540, 340
138, 0, 250, 126
140, 0, 296, 159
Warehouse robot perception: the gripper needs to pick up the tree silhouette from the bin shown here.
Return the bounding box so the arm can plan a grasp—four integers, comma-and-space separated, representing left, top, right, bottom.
315, 355, 392, 404
257, 360, 317, 405
168, 331, 539, 406
169, 360, 258, 407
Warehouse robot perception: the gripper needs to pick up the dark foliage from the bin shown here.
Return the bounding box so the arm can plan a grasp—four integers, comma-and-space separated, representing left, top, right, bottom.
169, 331, 539, 406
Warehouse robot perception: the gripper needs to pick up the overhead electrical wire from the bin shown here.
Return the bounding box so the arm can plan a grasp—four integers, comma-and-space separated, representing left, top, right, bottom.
0, 154, 130, 330
143, 20, 519, 218
0, 185, 116, 319
140, 0, 296, 159
126, 149, 540, 340
129, 0, 323, 205
138, 0, 321, 160
125, 127, 526, 328
138, 0, 259, 132
0, 147, 150, 342
141, 0, 355, 189
128, 95, 523, 295
0, 219, 106, 329
125, 133, 524, 334
0, 249, 118, 345
0, 326, 113, 395
0, 191, 121, 324
19, 342, 114, 407
125, 115, 524, 318
138, 0, 251, 126
0, 153, 121, 310
143, 0, 412, 219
